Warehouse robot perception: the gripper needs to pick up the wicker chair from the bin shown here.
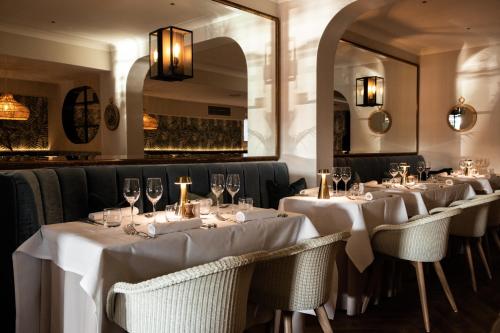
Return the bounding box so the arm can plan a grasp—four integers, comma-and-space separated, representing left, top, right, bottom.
368, 208, 462, 333
444, 194, 500, 292
249, 231, 351, 333
106, 251, 265, 333
487, 190, 500, 251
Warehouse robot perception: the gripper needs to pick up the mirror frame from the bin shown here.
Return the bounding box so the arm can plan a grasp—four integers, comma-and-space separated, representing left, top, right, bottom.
368, 109, 392, 134
211, 0, 281, 160
447, 98, 477, 132
337, 39, 420, 157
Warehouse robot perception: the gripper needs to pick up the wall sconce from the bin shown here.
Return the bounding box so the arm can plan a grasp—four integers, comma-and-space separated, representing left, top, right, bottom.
143, 113, 158, 131
149, 26, 193, 81
356, 76, 384, 107
317, 169, 330, 199
175, 176, 192, 218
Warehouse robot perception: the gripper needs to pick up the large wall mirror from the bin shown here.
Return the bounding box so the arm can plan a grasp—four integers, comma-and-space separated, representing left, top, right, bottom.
334, 40, 418, 155
141, 0, 279, 159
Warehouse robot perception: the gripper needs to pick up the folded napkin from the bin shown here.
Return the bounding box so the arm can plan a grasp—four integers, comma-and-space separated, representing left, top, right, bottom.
88, 207, 139, 223
408, 183, 428, 190
235, 209, 279, 223
364, 180, 379, 187
299, 187, 319, 196
364, 192, 374, 201
437, 172, 448, 177
146, 218, 203, 237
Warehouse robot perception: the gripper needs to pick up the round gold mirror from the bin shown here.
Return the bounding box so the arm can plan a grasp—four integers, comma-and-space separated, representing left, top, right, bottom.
447, 97, 477, 132
368, 109, 392, 134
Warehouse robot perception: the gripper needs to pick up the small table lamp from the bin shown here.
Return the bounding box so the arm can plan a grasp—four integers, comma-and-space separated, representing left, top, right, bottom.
399, 163, 410, 185
318, 169, 331, 199
175, 176, 192, 218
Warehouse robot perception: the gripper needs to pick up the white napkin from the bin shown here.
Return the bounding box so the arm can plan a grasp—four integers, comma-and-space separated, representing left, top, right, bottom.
146, 218, 202, 237
445, 179, 454, 186
299, 187, 319, 196
364, 192, 374, 201
364, 180, 379, 187
235, 209, 279, 223
411, 184, 428, 190
437, 172, 448, 177
88, 207, 139, 223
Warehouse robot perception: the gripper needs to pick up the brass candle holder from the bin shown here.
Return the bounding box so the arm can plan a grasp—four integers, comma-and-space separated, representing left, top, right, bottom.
317, 169, 331, 199
175, 176, 192, 218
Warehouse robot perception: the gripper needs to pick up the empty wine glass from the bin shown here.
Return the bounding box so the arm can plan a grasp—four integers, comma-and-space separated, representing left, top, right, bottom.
416, 161, 426, 183
341, 167, 351, 196
331, 166, 342, 195
123, 178, 140, 225
389, 163, 399, 186
226, 174, 240, 213
424, 161, 431, 180
211, 174, 225, 214
146, 178, 163, 221
459, 159, 466, 174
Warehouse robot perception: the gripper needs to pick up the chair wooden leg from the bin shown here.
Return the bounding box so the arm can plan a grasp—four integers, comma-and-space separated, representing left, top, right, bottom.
283, 311, 293, 333
314, 305, 333, 333
273, 310, 281, 333
413, 261, 431, 333
477, 238, 493, 279
492, 229, 500, 251
433, 261, 458, 312
465, 239, 478, 292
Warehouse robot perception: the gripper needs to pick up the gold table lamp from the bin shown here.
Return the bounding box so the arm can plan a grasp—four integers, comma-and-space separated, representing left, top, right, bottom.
317, 169, 331, 199
399, 163, 410, 185
175, 176, 192, 218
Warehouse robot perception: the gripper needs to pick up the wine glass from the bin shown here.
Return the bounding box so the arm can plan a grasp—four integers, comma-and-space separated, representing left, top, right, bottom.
211, 174, 225, 214
459, 159, 466, 175
416, 161, 426, 183
341, 167, 351, 196
331, 166, 342, 195
123, 178, 140, 225
389, 163, 399, 186
146, 178, 163, 221
424, 161, 431, 180
226, 174, 240, 213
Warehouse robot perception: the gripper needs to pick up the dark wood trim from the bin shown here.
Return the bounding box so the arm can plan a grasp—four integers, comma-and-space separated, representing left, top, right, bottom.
336, 152, 420, 158
339, 39, 420, 156
211, 0, 281, 159
0, 156, 279, 170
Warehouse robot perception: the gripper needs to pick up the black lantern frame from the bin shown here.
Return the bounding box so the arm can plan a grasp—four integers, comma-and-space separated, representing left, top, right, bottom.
356, 76, 384, 107
149, 26, 193, 81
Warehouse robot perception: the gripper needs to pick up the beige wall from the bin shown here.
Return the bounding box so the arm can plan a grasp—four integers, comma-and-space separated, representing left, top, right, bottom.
419, 44, 500, 172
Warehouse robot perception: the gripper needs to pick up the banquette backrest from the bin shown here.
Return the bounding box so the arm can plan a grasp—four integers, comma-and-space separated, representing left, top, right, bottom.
334, 154, 425, 183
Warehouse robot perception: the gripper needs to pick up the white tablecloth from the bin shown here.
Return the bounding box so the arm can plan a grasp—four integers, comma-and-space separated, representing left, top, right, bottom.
367, 183, 476, 217
14, 212, 319, 333
441, 175, 494, 194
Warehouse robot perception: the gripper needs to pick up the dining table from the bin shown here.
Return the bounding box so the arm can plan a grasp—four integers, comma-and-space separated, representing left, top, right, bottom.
439, 174, 495, 194
13, 209, 319, 333
279, 194, 409, 317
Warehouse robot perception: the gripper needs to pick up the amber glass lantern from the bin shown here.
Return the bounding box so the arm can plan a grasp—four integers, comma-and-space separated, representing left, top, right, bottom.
149, 26, 193, 81
356, 76, 384, 107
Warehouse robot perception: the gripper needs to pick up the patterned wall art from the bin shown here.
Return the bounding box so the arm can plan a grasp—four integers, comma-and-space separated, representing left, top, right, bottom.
144, 115, 244, 151
0, 94, 48, 151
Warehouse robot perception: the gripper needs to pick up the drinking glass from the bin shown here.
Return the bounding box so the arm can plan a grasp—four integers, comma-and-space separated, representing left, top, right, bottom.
238, 197, 253, 211
389, 163, 399, 185
226, 174, 240, 213
146, 178, 163, 221
104, 208, 122, 228
341, 167, 351, 196
211, 174, 225, 214
199, 198, 213, 215
165, 203, 179, 221
123, 178, 140, 225
331, 166, 342, 195
459, 159, 466, 174
416, 161, 426, 182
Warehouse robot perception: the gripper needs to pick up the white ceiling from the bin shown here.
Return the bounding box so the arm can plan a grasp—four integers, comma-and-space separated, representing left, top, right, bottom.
0, 0, 237, 48
348, 0, 500, 55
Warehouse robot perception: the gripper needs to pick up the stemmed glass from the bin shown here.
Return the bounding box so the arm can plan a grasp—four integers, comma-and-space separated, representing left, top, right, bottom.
416, 161, 426, 183
389, 163, 399, 186
123, 178, 140, 225
226, 174, 240, 213
459, 159, 466, 175
341, 167, 351, 196
211, 174, 225, 214
424, 161, 431, 180
146, 178, 163, 221
331, 166, 342, 195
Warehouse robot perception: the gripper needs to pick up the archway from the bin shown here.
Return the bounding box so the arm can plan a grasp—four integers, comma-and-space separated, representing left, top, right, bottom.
316, 0, 397, 169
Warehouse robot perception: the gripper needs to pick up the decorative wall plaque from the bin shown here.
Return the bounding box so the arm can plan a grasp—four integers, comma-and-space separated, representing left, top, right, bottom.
104, 98, 120, 131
